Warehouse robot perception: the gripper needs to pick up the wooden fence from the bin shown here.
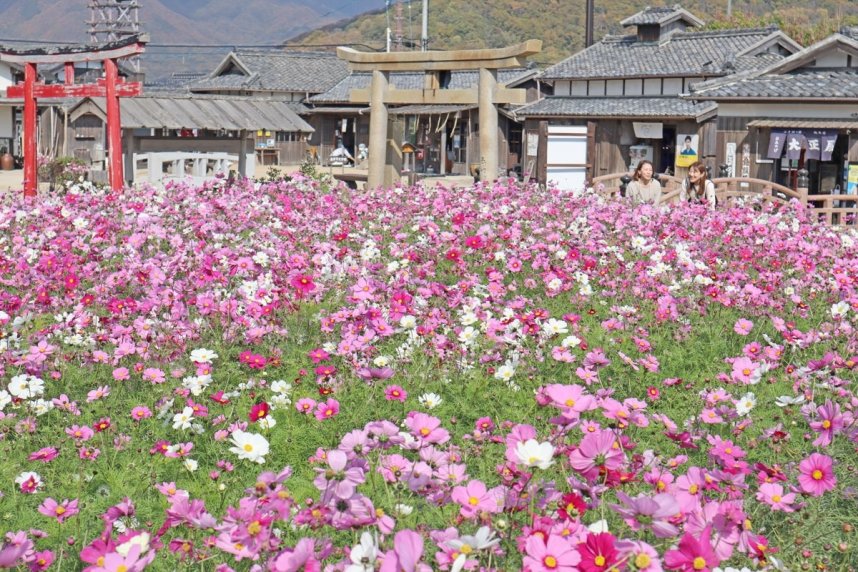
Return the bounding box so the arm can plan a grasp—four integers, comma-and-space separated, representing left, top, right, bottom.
591, 172, 856, 226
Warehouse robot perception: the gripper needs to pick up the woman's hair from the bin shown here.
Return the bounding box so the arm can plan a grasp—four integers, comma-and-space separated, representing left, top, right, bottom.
687, 160, 708, 193
632, 160, 654, 182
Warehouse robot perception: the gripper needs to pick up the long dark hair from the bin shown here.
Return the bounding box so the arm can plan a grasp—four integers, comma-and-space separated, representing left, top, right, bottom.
686, 160, 709, 198
632, 160, 654, 182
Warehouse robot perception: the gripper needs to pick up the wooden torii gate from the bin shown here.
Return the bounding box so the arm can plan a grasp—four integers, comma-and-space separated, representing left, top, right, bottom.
0, 34, 148, 197
337, 40, 541, 189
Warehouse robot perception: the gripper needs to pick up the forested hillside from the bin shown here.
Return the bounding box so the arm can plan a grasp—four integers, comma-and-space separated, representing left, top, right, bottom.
291, 0, 858, 65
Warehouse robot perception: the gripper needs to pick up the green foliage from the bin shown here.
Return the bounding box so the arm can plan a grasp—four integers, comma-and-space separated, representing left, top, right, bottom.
294, 0, 858, 66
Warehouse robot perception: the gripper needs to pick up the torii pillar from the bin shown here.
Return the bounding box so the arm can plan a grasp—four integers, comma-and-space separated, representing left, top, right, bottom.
338, 40, 541, 189
0, 35, 148, 197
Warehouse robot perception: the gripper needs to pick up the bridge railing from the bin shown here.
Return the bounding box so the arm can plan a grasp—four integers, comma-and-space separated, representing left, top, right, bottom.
590, 171, 855, 225
132, 152, 256, 186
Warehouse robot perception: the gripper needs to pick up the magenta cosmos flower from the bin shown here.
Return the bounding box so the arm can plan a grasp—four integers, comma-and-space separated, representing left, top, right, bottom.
611, 491, 679, 537
663, 527, 720, 572
523, 534, 580, 572
38, 498, 79, 523
809, 400, 845, 447
797, 453, 836, 496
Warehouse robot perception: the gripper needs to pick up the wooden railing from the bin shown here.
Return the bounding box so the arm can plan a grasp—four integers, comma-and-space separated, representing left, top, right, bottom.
591, 172, 854, 225
133, 152, 256, 186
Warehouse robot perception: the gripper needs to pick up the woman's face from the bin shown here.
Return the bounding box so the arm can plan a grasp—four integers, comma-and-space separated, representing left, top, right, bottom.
639, 163, 653, 181
689, 167, 703, 182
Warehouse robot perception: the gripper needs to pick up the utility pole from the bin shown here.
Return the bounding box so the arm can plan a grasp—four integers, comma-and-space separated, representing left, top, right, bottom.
87, 0, 143, 72
585, 0, 595, 47
422, 0, 429, 51
727, 0, 732, 18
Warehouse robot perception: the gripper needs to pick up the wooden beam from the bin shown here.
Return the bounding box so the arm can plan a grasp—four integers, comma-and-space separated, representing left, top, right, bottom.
349, 87, 528, 105
345, 56, 532, 72
338, 39, 541, 70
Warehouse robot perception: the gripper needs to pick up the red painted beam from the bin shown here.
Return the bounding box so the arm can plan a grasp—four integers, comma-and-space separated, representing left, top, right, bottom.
22, 63, 37, 198
7, 82, 142, 98
64, 63, 74, 85
104, 58, 124, 192
0, 41, 146, 64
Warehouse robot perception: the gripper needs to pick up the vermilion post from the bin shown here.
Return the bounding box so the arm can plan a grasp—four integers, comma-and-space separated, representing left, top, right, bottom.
104, 58, 124, 192
22, 62, 37, 198
64, 62, 74, 85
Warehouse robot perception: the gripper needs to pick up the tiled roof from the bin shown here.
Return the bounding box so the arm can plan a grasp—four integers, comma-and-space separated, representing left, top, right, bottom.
842, 26, 858, 41
190, 50, 350, 94
620, 5, 704, 27
310, 68, 535, 104
540, 27, 785, 80
514, 96, 717, 119
145, 72, 206, 94
689, 69, 858, 99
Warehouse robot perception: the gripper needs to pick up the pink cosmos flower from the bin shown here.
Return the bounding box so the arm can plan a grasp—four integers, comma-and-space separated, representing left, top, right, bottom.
523, 534, 580, 572
142, 368, 165, 384
568, 429, 625, 480
733, 319, 753, 335
611, 491, 680, 537
731, 357, 756, 384
112, 367, 130, 381
86, 385, 110, 402
384, 385, 407, 402
545, 383, 595, 419
756, 482, 796, 512
809, 399, 845, 447
38, 498, 79, 523
295, 398, 316, 414
379, 530, 430, 572
450, 479, 504, 517
28, 447, 59, 463
314, 398, 340, 421
404, 412, 450, 445
577, 532, 620, 572
66, 424, 94, 442
131, 406, 152, 421
797, 453, 836, 496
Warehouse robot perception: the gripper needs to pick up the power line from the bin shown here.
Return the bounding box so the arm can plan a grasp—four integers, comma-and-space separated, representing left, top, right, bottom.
0, 37, 384, 51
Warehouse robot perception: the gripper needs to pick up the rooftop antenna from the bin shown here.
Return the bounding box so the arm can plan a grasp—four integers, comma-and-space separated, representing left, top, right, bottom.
421, 0, 429, 51
87, 0, 143, 72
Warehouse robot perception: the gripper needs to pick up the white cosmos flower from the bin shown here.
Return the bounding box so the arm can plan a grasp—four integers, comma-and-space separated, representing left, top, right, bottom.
393, 503, 413, 516
8, 375, 44, 399
116, 532, 150, 556
735, 392, 756, 415
561, 335, 582, 348
399, 315, 416, 329
775, 395, 806, 407
494, 363, 516, 382
458, 326, 478, 345
345, 532, 379, 572
831, 301, 849, 319
229, 430, 269, 464
543, 318, 569, 337
588, 519, 610, 533
270, 380, 292, 394
172, 407, 195, 430
417, 392, 442, 409
189, 348, 218, 364
0, 390, 11, 411
182, 459, 199, 472
257, 416, 277, 430
515, 439, 555, 470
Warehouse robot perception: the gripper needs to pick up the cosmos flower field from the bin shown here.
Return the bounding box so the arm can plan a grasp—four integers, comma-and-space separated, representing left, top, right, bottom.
0, 174, 856, 571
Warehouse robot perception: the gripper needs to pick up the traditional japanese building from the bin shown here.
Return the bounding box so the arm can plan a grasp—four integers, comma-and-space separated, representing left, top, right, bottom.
685, 27, 858, 195
308, 67, 541, 176
515, 5, 801, 189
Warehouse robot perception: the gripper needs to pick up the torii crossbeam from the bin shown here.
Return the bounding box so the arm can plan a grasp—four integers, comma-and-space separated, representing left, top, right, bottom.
0, 34, 148, 196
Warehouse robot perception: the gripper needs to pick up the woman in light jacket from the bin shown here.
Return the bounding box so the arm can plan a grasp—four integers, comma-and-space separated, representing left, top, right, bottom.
626, 160, 662, 205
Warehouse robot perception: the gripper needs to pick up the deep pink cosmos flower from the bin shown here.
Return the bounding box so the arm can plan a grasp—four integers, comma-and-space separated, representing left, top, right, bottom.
663, 527, 721, 571
27, 447, 59, 463
384, 385, 407, 402
577, 532, 620, 572
797, 453, 836, 496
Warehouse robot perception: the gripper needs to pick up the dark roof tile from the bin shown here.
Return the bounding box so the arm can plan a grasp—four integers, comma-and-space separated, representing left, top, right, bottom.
515, 96, 716, 119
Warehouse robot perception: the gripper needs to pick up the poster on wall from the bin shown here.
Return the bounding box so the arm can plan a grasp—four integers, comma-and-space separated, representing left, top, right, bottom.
629, 145, 653, 171
675, 134, 699, 168
725, 142, 736, 177
847, 164, 858, 196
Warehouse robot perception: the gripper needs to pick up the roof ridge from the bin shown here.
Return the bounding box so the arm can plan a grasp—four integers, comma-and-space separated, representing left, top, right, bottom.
672, 27, 778, 39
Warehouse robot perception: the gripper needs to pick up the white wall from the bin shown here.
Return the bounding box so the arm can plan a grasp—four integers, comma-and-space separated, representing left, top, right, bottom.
554, 81, 571, 96
663, 78, 683, 95
571, 81, 587, 96
588, 80, 605, 96
0, 63, 14, 140
606, 80, 623, 95
643, 78, 661, 95
625, 79, 642, 96
812, 50, 849, 68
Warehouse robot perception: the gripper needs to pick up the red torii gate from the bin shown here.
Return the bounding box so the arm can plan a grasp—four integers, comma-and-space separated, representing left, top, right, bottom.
0, 34, 148, 197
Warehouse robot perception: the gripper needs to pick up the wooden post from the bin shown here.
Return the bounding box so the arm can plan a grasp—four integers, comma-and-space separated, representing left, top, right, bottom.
478, 67, 498, 183
368, 70, 389, 189
123, 129, 135, 185
23, 63, 37, 197
104, 58, 124, 192
238, 130, 248, 178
